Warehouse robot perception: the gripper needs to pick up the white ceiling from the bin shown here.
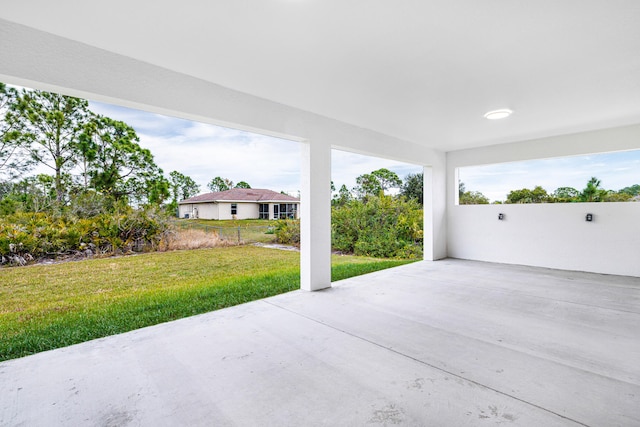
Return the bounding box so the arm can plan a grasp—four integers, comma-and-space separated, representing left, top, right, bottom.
1, 1, 639, 151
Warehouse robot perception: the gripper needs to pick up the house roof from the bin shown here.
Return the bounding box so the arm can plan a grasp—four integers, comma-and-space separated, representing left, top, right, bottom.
179, 188, 299, 204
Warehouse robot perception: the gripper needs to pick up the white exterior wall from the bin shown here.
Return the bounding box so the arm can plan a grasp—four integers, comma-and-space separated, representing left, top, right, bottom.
0, 20, 447, 289
196, 203, 219, 220
216, 202, 259, 220
178, 203, 220, 220
447, 124, 640, 277
178, 204, 192, 219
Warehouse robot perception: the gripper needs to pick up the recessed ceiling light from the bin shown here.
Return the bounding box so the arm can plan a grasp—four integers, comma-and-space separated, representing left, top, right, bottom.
484, 109, 513, 120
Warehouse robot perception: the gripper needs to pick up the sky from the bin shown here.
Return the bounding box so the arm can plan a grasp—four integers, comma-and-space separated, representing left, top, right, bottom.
89, 101, 423, 196
458, 150, 640, 202
11, 84, 640, 201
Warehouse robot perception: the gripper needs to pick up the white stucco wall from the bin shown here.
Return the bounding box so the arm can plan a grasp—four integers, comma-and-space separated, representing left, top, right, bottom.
216, 202, 259, 220
447, 124, 640, 277
177, 204, 192, 219
196, 203, 219, 220
178, 203, 219, 220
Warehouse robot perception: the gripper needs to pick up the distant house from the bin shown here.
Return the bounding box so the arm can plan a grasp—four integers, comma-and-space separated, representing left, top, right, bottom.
178, 188, 299, 220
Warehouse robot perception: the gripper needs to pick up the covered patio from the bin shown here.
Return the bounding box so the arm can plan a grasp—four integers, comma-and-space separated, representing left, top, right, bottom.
2, 260, 638, 426
1, 3, 640, 426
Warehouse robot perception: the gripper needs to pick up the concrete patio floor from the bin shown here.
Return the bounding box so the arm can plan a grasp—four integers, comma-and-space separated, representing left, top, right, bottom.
1, 259, 639, 426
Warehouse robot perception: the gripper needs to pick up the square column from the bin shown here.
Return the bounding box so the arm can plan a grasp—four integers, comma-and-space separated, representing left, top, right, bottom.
300, 141, 332, 291
423, 160, 447, 261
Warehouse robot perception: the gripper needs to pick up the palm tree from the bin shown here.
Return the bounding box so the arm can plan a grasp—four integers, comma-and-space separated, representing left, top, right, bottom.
581, 177, 606, 202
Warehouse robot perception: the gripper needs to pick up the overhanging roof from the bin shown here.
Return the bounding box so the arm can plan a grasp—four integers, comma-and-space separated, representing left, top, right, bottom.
179, 188, 299, 205
1, 1, 639, 151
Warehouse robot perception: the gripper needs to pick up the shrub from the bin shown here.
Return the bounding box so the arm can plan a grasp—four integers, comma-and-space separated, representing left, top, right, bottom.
332, 194, 423, 259
275, 220, 300, 245
0, 206, 173, 266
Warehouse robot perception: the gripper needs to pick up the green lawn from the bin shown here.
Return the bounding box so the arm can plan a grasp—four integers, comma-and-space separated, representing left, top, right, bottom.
0, 246, 415, 361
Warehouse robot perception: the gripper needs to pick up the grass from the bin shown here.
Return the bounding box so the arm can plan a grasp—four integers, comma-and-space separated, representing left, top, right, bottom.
0, 246, 415, 361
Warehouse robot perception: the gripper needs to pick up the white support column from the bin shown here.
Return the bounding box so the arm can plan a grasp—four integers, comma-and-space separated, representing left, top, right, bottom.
300, 140, 332, 291
423, 166, 434, 261
423, 158, 448, 261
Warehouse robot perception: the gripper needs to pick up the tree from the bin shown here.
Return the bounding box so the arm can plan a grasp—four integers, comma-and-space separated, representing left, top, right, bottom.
552, 187, 579, 203
580, 177, 607, 202
457, 182, 489, 204
169, 171, 200, 202
371, 168, 402, 192
332, 184, 352, 206
459, 191, 490, 205
1, 174, 58, 213
0, 83, 31, 180
602, 191, 632, 202
506, 186, 549, 204
458, 181, 466, 197
15, 89, 90, 204
80, 115, 161, 201
619, 184, 640, 197
207, 176, 233, 192
143, 174, 171, 206
234, 181, 251, 189
401, 172, 423, 204
355, 168, 402, 199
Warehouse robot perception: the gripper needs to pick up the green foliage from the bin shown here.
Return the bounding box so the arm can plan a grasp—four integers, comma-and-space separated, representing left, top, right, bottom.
79, 115, 160, 200
602, 191, 632, 202
619, 184, 640, 196
14, 88, 90, 204
499, 178, 639, 204
506, 186, 550, 204
354, 168, 402, 199
459, 190, 490, 204
332, 194, 423, 258
401, 172, 423, 204
0, 206, 172, 265
207, 176, 233, 192
551, 187, 580, 202
458, 182, 490, 205
332, 184, 352, 206
275, 219, 300, 245
169, 170, 200, 204
234, 181, 251, 189
579, 177, 607, 202
1, 83, 32, 180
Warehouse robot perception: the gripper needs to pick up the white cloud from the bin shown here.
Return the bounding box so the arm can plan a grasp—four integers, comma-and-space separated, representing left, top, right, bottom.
93, 101, 422, 196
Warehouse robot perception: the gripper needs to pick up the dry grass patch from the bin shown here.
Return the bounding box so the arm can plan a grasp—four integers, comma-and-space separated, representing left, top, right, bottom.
162, 228, 229, 251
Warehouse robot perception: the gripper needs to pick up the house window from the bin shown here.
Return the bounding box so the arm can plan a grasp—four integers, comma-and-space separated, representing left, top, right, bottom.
278, 203, 297, 219
231, 203, 237, 215
273, 204, 279, 219
259, 203, 269, 219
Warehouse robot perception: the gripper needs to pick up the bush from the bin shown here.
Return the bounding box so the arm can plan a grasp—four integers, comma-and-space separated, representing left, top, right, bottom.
332, 195, 423, 259
0, 206, 173, 266
274, 219, 300, 245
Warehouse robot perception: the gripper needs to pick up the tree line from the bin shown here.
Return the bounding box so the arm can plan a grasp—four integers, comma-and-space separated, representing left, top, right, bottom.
459, 177, 640, 204
0, 83, 265, 216
332, 168, 423, 206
